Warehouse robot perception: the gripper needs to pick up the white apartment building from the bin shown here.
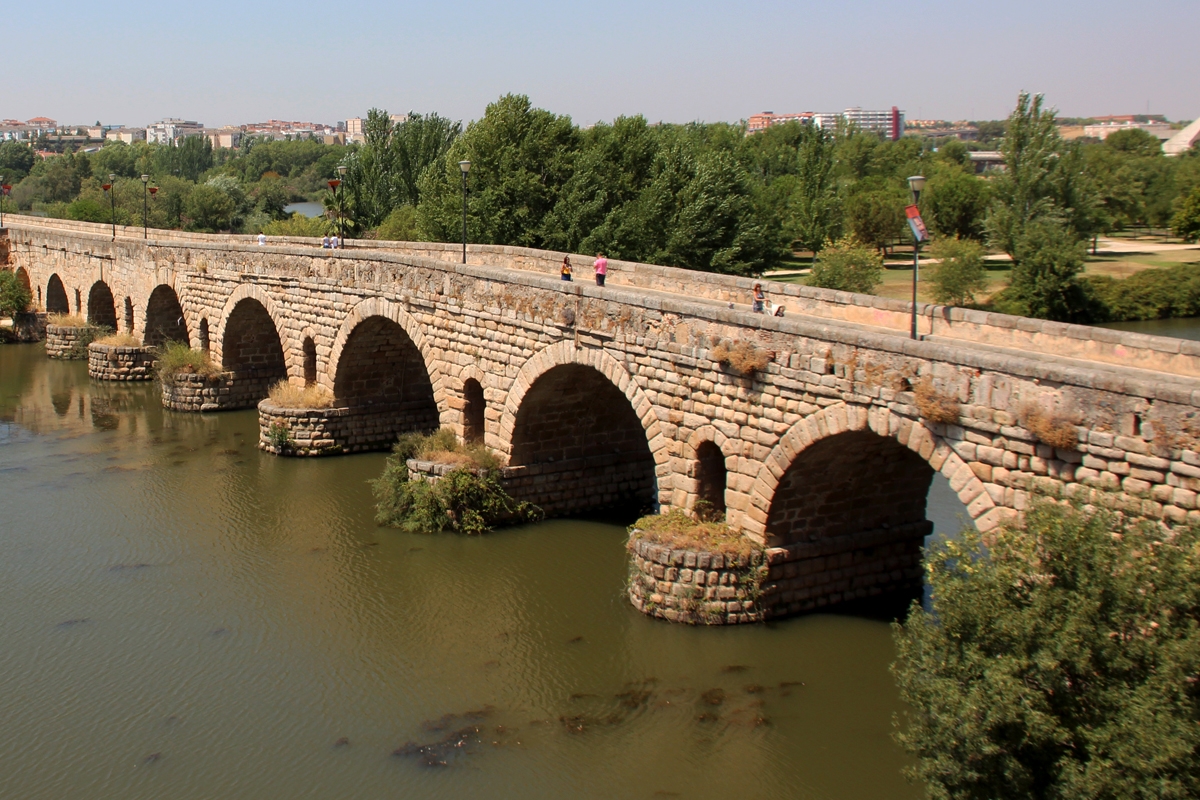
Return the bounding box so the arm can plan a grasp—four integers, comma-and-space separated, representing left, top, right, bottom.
812, 107, 905, 140
105, 128, 146, 144
146, 118, 205, 144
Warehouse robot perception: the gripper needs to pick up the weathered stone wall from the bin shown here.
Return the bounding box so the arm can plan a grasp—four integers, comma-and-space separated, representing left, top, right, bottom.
9, 311, 46, 342
257, 400, 437, 455
627, 534, 768, 625
14, 214, 1200, 615
162, 371, 272, 412
87, 343, 157, 381
45, 324, 93, 359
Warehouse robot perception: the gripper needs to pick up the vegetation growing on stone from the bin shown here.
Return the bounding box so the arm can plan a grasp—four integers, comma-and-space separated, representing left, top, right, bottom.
1020, 404, 1079, 450
629, 510, 760, 558
913, 378, 961, 425
372, 429, 540, 535
710, 339, 772, 376
266, 379, 334, 409
93, 332, 143, 347
156, 341, 220, 385
0, 270, 32, 318
46, 312, 88, 327
893, 502, 1200, 799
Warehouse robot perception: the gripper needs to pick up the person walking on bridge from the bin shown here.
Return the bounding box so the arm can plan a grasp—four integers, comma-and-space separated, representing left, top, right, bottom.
593, 253, 607, 287
561, 256, 572, 282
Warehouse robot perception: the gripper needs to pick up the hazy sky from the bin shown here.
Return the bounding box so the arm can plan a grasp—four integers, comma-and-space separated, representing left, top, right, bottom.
4, 0, 1195, 127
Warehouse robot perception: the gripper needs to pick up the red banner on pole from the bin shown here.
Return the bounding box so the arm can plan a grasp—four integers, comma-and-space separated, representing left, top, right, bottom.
905, 205, 929, 243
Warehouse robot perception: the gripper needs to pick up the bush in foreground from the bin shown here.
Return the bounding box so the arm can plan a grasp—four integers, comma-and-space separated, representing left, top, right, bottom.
892, 502, 1200, 799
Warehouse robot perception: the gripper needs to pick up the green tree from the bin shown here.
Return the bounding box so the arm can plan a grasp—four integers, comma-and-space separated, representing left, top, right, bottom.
91, 142, 138, 178
924, 167, 989, 240
0, 141, 36, 183
986, 92, 1101, 258
262, 212, 329, 237
418, 94, 579, 248
373, 205, 419, 241
893, 502, 1200, 800
1104, 127, 1163, 158
1010, 218, 1090, 321
0, 270, 32, 317
808, 235, 883, 293
1174, 186, 1200, 242
785, 123, 840, 254
183, 184, 235, 232
844, 183, 906, 253
927, 237, 988, 306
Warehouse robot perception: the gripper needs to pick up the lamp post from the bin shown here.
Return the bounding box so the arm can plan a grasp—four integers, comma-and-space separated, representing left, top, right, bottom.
907, 175, 927, 340
458, 160, 471, 264
327, 173, 342, 244
140, 174, 150, 239
105, 173, 117, 240
0, 175, 6, 227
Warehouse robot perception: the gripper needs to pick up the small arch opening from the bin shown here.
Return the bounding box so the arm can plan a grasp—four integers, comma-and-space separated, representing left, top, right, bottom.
694, 441, 727, 521
303, 337, 317, 386
123, 297, 134, 333
46, 275, 69, 314
87, 281, 117, 330
198, 318, 210, 351
74, 288, 82, 315
463, 378, 485, 444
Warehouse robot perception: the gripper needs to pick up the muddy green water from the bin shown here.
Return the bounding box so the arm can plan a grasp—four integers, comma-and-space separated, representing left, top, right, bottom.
0, 344, 969, 800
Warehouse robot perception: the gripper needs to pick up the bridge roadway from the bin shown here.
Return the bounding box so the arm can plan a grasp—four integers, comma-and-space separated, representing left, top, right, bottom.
7, 214, 1200, 615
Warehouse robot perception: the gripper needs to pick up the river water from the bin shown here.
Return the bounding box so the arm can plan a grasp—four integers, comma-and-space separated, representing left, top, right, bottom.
0, 343, 976, 800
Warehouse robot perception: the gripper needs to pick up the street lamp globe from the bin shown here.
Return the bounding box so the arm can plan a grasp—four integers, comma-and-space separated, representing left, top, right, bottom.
907, 175, 926, 203
109, 173, 116, 182
336, 165, 348, 177
459, 160, 471, 174
141, 174, 149, 184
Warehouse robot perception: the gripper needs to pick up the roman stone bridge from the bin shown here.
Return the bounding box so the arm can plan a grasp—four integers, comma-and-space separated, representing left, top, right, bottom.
6, 214, 1200, 614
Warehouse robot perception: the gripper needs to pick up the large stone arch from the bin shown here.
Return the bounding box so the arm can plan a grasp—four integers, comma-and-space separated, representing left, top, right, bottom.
745, 403, 1003, 542
143, 284, 190, 347
327, 297, 446, 414
498, 340, 671, 516
86, 280, 117, 330
742, 403, 1009, 615
212, 284, 291, 374
14, 267, 32, 301
46, 274, 69, 314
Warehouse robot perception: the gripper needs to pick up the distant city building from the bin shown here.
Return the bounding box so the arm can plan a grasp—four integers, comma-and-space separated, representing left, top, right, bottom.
0, 117, 59, 141
808, 107, 905, 140
106, 128, 146, 144
746, 112, 814, 133
344, 114, 407, 142
146, 118, 204, 144
25, 117, 56, 129
1083, 119, 1173, 143
205, 127, 243, 149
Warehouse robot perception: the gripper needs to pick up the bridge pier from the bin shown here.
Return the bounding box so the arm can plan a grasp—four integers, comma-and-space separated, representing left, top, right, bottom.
257, 400, 439, 455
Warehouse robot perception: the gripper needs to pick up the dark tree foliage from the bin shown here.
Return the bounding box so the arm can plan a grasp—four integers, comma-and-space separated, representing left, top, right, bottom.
894, 502, 1200, 800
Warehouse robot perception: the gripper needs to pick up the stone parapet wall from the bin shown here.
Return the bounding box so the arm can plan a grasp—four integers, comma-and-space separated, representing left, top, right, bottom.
87, 343, 157, 381
45, 325, 94, 359
257, 400, 438, 456
627, 533, 768, 625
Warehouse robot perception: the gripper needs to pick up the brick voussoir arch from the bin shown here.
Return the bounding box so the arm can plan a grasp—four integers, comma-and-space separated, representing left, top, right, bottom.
498, 340, 673, 497
744, 403, 1001, 542
327, 296, 448, 419
212, 283, 295, 377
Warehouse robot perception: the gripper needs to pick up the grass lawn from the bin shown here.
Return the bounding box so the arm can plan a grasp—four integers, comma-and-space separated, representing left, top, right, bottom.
1083, 248, 1200, 279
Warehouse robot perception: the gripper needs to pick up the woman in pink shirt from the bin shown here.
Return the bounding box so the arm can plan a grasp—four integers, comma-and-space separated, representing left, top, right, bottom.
593, 253, 608, 286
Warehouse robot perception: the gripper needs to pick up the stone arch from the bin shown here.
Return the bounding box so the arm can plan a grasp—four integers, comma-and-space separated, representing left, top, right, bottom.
328, 297, 445, 408
86, 281, 117, 330
499, 340, 670, 517
331, 313, 440, 441
74, 288, 81, 315
144, 284, 190, 347
222, 297, 286, 377
46, 274, 69, 314
680, 425, 737, 518
123, 297, 134, 332
14, 267, 32, 300
747, 404, 1000, 542
302, 336, 317, 386
212, 284, 293, 377
462, 377, 485, 443
744, 404, 1004, 614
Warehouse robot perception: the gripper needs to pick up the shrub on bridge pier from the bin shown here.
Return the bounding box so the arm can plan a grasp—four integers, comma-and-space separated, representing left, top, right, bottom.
155, 341, 220, 385
372, 429, 542, 535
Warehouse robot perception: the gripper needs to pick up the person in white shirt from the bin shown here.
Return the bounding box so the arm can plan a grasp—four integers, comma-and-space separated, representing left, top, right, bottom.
330, 234, 340, 249
257, 232, 266, 246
